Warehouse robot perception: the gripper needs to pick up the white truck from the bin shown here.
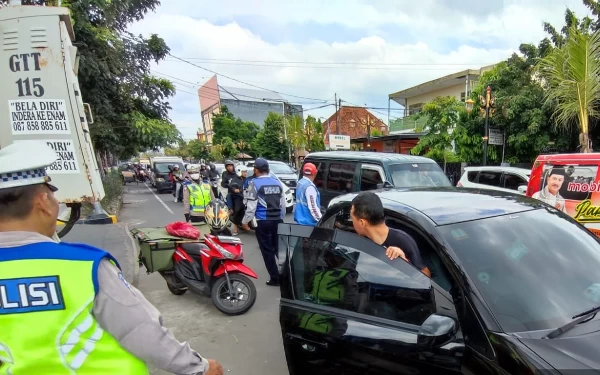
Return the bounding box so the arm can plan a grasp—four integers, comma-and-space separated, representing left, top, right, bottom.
0, 3, 106, 236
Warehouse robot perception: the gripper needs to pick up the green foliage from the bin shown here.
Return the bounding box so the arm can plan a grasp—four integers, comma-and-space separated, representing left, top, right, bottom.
253, 112, 288, 160
411, 96, 463, 162
187, 140, 209, 160
537, 25, 600, 152
212, 106, 260, 146
370, 128, 383, 137
220, 137, 237, 158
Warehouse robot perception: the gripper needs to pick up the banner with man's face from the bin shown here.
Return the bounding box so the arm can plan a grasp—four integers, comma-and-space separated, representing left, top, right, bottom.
531, 164, 600, 235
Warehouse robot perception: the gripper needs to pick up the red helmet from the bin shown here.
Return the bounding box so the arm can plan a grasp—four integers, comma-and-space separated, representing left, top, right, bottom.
303, 163, 317, 176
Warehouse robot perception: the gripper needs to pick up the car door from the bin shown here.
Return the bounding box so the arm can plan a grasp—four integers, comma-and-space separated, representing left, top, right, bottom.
278, 223, 464, 375
320, 161, 357, 208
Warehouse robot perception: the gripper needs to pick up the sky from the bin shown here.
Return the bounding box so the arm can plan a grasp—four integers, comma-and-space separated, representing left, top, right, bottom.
130, 0, 591, 140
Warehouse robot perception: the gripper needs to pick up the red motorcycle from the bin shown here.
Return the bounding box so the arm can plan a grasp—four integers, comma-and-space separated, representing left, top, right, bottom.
159, 233, 258, 315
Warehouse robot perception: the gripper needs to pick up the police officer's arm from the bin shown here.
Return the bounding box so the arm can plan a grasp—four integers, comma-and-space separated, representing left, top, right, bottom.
93, 260, 210, 374
220, 172, 229, 188
305, 185, 322, 222
242, 181, 258, 225
279, 184, 286, 220
183, 187, 191, 215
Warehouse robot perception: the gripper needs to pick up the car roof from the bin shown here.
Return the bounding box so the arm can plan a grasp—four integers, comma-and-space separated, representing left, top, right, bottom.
463, 166, 531, 174
329, 187, 540, 226
305, 151, 436, 163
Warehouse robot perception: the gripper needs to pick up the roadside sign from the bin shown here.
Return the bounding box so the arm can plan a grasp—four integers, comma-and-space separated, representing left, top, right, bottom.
328, 134, 350, 150
489, 128, 504, 146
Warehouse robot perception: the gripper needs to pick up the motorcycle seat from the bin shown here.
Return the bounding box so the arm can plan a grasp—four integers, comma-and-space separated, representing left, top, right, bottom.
180, 243, 208, 256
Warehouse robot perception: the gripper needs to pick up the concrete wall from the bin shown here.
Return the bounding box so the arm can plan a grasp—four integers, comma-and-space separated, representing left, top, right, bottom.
407, 83, 465, 109
222, 99, 284, 127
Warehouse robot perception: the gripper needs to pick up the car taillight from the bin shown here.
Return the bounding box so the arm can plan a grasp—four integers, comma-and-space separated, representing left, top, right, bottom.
457, 182, 463, 187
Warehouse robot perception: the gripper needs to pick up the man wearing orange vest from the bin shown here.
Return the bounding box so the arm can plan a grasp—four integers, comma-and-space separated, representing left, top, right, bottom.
0, 141, 223, 374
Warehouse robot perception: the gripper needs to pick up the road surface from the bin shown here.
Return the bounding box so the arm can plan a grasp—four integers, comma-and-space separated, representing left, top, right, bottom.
118, 183, 290, 375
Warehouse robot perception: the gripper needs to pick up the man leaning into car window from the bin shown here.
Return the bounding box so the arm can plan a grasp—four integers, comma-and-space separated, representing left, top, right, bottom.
350, 191, 431, 277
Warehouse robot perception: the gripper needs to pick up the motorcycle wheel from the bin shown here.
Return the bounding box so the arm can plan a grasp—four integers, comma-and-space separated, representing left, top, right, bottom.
211, 274, 257, 315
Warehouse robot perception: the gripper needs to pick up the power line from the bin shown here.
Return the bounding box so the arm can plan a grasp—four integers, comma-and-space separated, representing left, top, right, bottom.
168, 54, 333, 103
167, 57, 495, 67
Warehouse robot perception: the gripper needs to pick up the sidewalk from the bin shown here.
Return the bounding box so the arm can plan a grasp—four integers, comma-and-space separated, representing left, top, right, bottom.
62, 223, 139, 285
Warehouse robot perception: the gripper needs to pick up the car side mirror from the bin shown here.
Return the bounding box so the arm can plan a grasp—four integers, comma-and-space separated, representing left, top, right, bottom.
377, 181, 395, 189
517, 185, 527, 194
417, 314, 458, 348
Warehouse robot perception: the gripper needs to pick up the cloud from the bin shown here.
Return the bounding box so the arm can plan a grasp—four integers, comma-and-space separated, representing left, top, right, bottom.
130, 0, 588, 139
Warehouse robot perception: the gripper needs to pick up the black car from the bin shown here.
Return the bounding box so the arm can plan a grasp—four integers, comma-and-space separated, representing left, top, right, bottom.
301, 151, 451, 208
277, 188, 600, 374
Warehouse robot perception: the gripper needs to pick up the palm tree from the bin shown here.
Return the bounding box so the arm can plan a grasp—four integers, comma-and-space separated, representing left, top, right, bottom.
537, 25, 600, 153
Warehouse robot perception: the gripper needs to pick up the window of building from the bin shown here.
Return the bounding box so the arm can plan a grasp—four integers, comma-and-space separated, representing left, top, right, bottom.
349, 119, 356, 128
326, 163, 355, 192
288, 235, 434, 325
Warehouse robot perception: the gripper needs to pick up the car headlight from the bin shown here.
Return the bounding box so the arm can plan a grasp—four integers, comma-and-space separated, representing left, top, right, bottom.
157, 178, 164, 182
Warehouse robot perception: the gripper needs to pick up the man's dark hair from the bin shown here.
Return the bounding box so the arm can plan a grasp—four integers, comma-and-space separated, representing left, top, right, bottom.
255, 166, 269, 174
351, 191, 385, 225
549, 167, 566, 177
0, 184, 43, 221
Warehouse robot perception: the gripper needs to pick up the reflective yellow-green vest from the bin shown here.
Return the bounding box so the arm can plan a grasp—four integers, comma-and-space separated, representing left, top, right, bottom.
0, 241, 149, 374
188, 183, 212, 213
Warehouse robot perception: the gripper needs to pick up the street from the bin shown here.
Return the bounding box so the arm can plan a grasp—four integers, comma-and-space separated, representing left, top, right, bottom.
118, 183, 290, 375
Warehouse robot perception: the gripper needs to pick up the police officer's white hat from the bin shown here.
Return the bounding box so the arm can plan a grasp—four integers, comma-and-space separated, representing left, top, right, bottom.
0, 141, 58, 191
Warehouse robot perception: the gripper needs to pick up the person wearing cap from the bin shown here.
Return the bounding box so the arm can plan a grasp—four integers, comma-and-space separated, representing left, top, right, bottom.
294, 162, 322, 226
532, 167, 567, 212
241, 158, 286, 286
0, 142, 223, 375
183, 171, 215, 223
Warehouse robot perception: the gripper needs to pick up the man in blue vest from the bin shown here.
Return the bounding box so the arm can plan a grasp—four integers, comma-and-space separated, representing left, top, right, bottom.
294, 162, 322, 226
241, 158, 286, 286
0, 141, 223, 375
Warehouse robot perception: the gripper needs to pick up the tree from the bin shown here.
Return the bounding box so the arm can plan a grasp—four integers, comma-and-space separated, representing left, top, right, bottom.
212, 106, 260, 145
187, 140, 209, 160
253, 112, 288, 160
308, 118, 325, 151
221, 137, 237, 159
0, 0, 178, 159
537, 25, 600, 153
411, 96, 463, 171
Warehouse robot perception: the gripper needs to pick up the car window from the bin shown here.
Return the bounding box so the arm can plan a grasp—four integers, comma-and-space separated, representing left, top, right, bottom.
310, 161, 327, 189
155, 163, 179, 173
440, 208, 600, 333
467, 171, 479, 182
388, 163, 450, 188
326, 163, 354, 192
476, 171, 501, 187
503, 173, 527, 190
270, 163, 294, 174
386, 217, 453, 292
285, 229, 433, 326
359, 167, 383, 191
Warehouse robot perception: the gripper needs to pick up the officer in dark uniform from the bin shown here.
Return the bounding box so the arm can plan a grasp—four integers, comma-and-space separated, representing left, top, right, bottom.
241, 158, 286, 286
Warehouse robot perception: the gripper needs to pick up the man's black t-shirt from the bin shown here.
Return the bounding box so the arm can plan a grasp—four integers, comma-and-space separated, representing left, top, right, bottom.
381, 228, 426, 270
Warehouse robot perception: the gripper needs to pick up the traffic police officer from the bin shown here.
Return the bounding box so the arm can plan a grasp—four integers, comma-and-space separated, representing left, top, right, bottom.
183, 173, 214, 223
294, 162, 322, 226
0, 142, 223, 375
241, 158, 285, 286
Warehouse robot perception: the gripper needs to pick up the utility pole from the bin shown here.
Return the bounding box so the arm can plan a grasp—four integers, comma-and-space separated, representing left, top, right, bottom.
337, 98, 342, 135
367, 114, 371, 149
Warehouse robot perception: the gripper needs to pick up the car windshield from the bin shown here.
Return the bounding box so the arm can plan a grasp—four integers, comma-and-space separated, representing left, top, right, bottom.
155, 162, 182, 174
439, 208, 600, 333
389, 163, 451, 188
270, 163, 294, 174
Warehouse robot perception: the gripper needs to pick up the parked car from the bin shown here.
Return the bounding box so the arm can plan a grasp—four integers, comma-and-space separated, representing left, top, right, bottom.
457, 166, 530, 194
526, 152, 600, 237
267, 160, 298, 195
301, 151, 451, 208
278, 187, 600, 374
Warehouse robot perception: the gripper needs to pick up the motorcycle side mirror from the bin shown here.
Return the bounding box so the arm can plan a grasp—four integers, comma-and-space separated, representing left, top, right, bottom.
377, 181, 395, 189
417, 314, 458, 349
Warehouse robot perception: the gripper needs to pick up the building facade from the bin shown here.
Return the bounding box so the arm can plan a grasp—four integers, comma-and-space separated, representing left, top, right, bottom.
388, 64, 496, 133
198, 75, 303, 144
322, 106, 388, 149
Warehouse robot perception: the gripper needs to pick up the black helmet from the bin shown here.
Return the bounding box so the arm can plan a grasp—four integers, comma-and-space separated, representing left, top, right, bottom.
205, 199, 230, 231
225, 160, 234, 167
209, 163, 216, 171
